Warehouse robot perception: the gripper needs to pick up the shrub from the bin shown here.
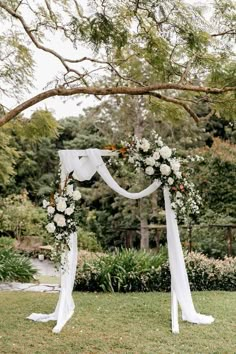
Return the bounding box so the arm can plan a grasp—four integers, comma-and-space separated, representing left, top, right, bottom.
74, 248, 168, 292
0, 249, 37, 282
78, 228, 103, 252
74, 249, 236, 292
0, 194, 47, 240
0, 237, 15, 249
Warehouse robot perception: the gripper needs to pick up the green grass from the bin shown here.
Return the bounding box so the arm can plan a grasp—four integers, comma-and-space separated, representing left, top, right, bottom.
0, 292, 235, 354
36, 275, 59, 284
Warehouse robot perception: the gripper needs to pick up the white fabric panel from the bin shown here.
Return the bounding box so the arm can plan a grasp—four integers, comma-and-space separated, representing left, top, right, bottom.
29, 148, 214, 334
85, 149, 162, 198
27, 232, 78, 333
163, 187, 214, 325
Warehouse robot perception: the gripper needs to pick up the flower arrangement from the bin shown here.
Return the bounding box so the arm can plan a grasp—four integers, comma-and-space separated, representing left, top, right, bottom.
112, 131, 203, 222
43, 173, 81, 266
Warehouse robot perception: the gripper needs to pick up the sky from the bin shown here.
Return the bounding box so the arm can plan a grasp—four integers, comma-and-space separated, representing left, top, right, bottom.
2, 0, 210, 120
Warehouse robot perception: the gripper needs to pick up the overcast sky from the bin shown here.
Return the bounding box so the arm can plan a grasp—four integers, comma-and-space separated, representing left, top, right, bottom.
3, 0, 210, 120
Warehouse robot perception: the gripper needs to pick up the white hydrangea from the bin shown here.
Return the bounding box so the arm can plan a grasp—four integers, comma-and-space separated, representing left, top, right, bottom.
54, 213, 66, 227
65, 207, 74, 215
47, 206, 55, 215
145, 156, 155, 166
167, 177, 174, 185
56, 197, 67, 212
153, 151, 160, 160
160, 164, 171, 176
73, 190, 81, 201
160, 146, 172, 159
145, 166, 154, 175
140, 138, 150, 152
170, 159, 180, 172
46, 222, 56, 233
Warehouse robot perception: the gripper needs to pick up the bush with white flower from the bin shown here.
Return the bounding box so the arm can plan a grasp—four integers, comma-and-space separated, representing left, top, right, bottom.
43, 173, 81, 266
116, 131, 203, 222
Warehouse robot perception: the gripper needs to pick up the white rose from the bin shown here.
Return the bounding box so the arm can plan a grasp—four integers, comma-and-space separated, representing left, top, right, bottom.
145, 166, 154, 175
160, 164, 171, 176
54, 213, 66, 227
47, 206, 55, 215
55, 234, 62, 240
66, 184, 74, 196
170, 159, 180, 172
140, 138, 150, 152
160, 146, 172, 159
65, 207, 74, 215
46, 222, 56, 233
145, 157, 155, 166
43, 200, 49, 208
73, 190, 81, 201
56, 197, 67, 212
153, 151, 160, 160
167, 177, 174, 185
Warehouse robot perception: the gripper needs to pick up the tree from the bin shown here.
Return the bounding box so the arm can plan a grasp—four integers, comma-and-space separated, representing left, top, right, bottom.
0, 0, 235, 128
0, 109, 59, 192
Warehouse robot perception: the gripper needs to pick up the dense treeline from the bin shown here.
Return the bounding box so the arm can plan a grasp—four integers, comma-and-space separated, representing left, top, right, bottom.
0, 103, 235, 257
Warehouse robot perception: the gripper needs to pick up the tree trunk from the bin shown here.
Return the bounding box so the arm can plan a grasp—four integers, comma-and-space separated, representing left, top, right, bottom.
140, 215, 149, 250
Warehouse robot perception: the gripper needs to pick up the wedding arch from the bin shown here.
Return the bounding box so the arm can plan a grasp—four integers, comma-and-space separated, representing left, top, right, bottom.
27, 137, 214, 334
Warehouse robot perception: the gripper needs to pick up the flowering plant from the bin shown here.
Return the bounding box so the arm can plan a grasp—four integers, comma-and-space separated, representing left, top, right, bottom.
114, 131, 203, 222
43, 173, 81, 266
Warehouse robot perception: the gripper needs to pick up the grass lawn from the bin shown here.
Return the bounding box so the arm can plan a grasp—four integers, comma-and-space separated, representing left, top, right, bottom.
0, 291, 235, 354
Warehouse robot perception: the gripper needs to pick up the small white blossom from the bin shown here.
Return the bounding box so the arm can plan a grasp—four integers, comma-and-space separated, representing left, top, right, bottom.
66, 184, 74, 196
153, 151, 160, 160
160, 146, 172, 159
55, 234, 63, 240
155, 161, 160, 167
140, 138, 150, 152
46, 222, 56, 233
145, 166, 155, 175
128, 156, 135, 164
43, 200, 49, 208
47, 206, 55, 215
54, 213, 66, 227
167, 177, 174, 185
176, 191, 183, 199
145, 157, 155, 166
175, 171, 182, 179
160, 164, 171, 176
73, 190, 81, 201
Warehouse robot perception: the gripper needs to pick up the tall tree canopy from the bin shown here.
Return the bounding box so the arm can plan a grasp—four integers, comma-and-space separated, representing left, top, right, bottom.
0, 0, 235, 127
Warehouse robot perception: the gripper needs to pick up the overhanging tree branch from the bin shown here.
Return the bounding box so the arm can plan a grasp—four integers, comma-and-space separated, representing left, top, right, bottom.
1, 83, 236, 127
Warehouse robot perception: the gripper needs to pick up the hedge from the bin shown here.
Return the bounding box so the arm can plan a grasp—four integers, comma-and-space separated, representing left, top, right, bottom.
74, 249, 236, 292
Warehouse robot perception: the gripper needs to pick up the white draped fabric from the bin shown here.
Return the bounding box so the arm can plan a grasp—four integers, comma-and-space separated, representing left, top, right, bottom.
28, 148, 214, 333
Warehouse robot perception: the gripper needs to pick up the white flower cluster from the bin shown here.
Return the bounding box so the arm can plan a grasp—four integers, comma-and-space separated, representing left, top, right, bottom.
43, 180, 81, 264
122, 131, 203, 221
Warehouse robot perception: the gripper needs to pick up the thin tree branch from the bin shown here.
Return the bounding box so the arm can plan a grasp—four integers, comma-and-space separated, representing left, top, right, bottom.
211, 30, 236, 37
149, 92, 199, 123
